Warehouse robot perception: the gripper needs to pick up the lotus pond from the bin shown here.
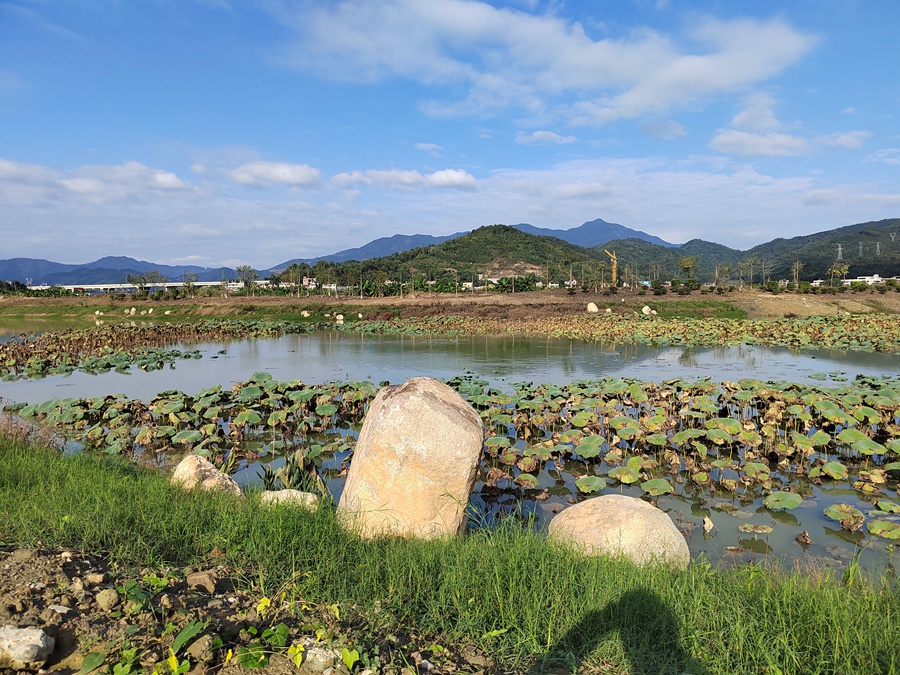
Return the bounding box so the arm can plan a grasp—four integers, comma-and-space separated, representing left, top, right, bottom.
1, 322, 899, 580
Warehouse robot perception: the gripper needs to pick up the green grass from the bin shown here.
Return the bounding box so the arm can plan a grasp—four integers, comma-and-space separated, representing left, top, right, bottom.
650, 300, 748, 320
1, 437, 897, 674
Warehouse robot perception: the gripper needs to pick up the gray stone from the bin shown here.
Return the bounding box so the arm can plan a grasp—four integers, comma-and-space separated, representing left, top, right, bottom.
337, 377, 483, 539
0, 625, 55, 664
549, 494, 690, 568
171, 455, 243, 498
186, 570, 217, 594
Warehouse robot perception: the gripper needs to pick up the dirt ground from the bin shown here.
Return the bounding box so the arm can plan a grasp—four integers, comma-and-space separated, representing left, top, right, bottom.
3, 287, 899, 322
0, 545, 488, 674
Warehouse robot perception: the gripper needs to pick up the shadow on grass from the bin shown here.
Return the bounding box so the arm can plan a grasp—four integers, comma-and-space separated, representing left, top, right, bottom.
536, 588, 707, 675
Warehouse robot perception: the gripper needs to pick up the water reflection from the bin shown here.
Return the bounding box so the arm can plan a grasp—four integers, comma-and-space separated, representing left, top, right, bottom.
2, 331, 898, 405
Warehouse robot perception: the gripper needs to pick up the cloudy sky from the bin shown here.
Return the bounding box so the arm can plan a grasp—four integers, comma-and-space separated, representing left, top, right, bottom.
1, 1, 898, 268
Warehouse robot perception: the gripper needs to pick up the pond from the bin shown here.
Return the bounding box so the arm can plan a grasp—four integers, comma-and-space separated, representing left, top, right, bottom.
2, 330, 899, 579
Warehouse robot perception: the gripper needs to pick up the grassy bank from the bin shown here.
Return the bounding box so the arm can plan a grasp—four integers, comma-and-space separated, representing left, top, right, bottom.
1, 437, 898, 674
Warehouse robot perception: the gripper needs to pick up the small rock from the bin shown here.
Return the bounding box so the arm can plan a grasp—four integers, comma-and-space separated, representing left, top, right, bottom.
85, 573, 105, 586
186, 570, 217, 594
171, 455, 243, 498
48, 605, 71, 615
586, 302, 599, 313
0, 625, 55, 665
95, 588, 120, 611
70, 578, 85, 594
605, 307, 612, 313
642, 305, 652, 315
260, 490, 319, 511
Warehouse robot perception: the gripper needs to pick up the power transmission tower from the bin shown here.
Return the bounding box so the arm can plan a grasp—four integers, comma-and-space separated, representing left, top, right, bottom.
836, 244, 843, 260
858, 242, 864, 258
876, 242, 881, 255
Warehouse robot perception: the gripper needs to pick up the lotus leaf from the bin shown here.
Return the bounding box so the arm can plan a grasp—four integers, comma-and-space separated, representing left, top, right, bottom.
810, 430, 831, 447
764, 491, 802, 510
821, 461, 849, 480
570, 412, 593, 428
608, 466, 640, 484
315, 403, 338, 416
738, 524, 773, 534
514, 473, 538, 489
867, 520, 900, 540
876, 501, 900, 513
823, 503, 865, 530
234, 409, 261, 426
172, 429, 204, 444
852, 438, 887, 456
618, 426, 640, 440
577, 436, 604, 459
705, 428, 732, 445
853, 406, 881, 423
646, 433, 668, 446
485, 436, 511, 448
744, 462, 770, 480
575, 475, 606, 493
641, 478, 673, 496
836, 428, 869, 444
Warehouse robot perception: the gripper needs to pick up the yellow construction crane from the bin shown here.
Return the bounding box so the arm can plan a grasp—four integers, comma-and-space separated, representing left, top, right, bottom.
603, 249, 618, 285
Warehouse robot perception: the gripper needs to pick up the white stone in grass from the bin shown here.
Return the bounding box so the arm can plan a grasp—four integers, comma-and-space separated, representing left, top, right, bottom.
548, 494, 690, 568
0, 625, 55, 666
338, 377, 482, 539
642, 305, 652, 315
587, 302, 599, 313
171, 455, 243, 498
260, 489, 319, 511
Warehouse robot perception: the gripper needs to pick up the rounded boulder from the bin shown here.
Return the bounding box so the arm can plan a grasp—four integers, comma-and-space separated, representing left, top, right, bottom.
549, 494, 690, 568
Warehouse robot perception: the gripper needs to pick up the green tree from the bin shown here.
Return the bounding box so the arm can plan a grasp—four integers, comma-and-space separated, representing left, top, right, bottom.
236, 265, 259, 296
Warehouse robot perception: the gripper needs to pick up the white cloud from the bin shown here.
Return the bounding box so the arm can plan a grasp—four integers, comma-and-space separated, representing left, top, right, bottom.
414, 142, 443, 152
332, 168, 476, 190
710, 93, 870, 156
516, 130, 577, 144
230, 161, 321, 186
710, 130, 809, 156
865, 148, 900, 165
640, 119, 686, 140
842, 106, 856, 115
270, 2, 816, 125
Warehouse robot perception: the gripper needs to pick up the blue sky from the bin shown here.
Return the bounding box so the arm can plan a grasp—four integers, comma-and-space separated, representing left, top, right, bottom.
1, 0, 898, 268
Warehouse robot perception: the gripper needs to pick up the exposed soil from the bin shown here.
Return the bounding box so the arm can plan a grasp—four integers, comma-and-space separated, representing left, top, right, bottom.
3, 287, 900, 323
0, 546, 494, 675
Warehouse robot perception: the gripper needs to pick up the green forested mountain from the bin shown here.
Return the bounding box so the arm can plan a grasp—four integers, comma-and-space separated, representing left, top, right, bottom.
747, 218, 900, 281
590, 239, 743, 283
305, 224, 600, 288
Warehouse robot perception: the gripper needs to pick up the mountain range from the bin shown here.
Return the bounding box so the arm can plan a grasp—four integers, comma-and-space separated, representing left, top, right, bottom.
2, 217, 898, 286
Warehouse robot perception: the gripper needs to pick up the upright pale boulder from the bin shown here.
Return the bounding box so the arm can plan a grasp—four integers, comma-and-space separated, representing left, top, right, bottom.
549, 494, 690, 568
586, 302, 599, 314
337, 377, 483, 539
171, 455, 243, 498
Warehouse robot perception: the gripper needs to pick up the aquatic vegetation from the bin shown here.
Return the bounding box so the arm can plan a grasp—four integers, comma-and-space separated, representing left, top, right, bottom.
7, 372, 899, 566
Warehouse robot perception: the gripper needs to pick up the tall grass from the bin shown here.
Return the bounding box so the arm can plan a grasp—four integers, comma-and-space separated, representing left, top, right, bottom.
1, 437, 897, 674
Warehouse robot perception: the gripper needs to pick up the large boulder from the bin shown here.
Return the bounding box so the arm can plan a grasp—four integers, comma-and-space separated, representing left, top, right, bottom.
337, 377, 483, 539
548, 494, 690, 568
171, 455, 243, 498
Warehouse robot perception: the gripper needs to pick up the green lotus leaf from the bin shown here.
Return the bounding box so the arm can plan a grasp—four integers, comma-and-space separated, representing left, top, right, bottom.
575, 475, 607, 493
852, 438, 887, 456
315, 403, 338, 416
618, 426, 640, 440
233, 409, 261, 426
810, 430, 831, 447
608, 466, 640, 484
823, 503, 864, 527
172, 429, 204, 444
485, 436, 512, 448
705, 428, 732, 445
853, 406, 881, 423
514, 473, 538, 489
237, 385, 264, 403
744, 462, 770, 480
739, 523, 773, 534
577, 436, 604, 459
868, 520, 900, 540
570, 412, 593, 428
640, 478, 673, 496
764, 491, 802, 511
836, 428, 869, 444
821, 461, 849, 480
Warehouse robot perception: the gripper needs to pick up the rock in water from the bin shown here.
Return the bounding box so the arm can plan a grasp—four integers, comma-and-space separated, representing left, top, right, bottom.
171, 455, 243, 498
548, 494, 690, 568
337, 377, 482, 539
